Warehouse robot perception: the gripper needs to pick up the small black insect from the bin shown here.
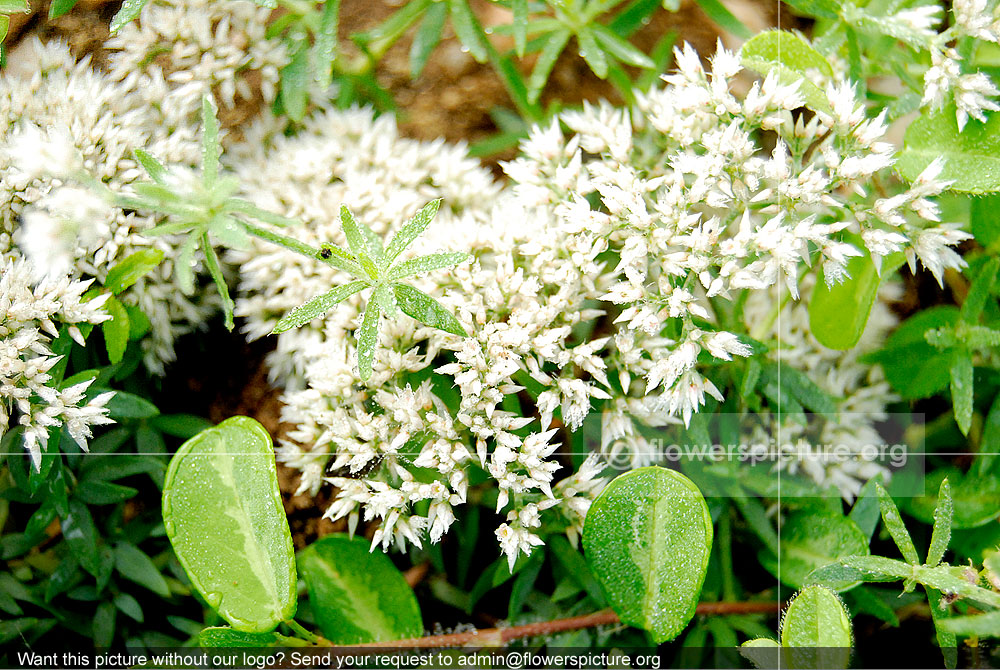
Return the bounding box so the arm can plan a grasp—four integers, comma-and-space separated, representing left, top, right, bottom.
319, 247, 332, 259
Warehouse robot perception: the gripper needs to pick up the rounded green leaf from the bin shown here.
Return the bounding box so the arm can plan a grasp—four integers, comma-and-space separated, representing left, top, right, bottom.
162, 417, 296, 632
781, 585, 853, 647
760, 510, 869, 591
297, 534, 422, 644
582, 466, 713, 643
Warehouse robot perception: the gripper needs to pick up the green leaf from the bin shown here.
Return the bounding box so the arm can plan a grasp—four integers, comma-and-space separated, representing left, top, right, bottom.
93, 601, 116, 647
927, 588, 958, 668
809, 249, 904, 350
941, 611, 1000, 637
780, 585, 852, 649
280, 33, 309, 123
174, 234, 199, 295
926, 479, 953, 567
162, 417, 296, 632
528, 28, 571, 104
393, 283, 467, 336
113, 593, 143, 623
410, 1, 447, 79
876, 483, 920, 565
48, 0, 78, 18
576, 27, 608, 79
950, 350, 974, 436
201, 235, 234, 331
114, 542, 169, 597
962, 257, 1000, 322
906, 467, 1000, 529
898, 107, 1000, 194
384, 200, 441, 263
104, 391, 159, 420
371, 283, 398, 318
101, 296, 130, 365
760, 511, 868, 591
866, 306, 960, 399
199, 627, 286, 647
313, 0, 340, 88
590, 24, 655, 69
583, 466, 713, 643
759, 361, 837, 414
340, 206, 369, 259
387, 252, 468, 280
694, 0, 751, 40
448, 0, 489, 63
0, 1, 28, 13
134, 149, 168, 185
74, 481, 138, 505
104, 249, 165, 295
740, 29, 833, 77
356, 302, 381, 382
109, 0, 150, 33
781, 0, 839, 18
971, 194, 1000, 248
200, 96, 220, 188
62, 499, 101, 576
272, 281, 368, 333
298, 534, 422, 644
512, 0, 527, 57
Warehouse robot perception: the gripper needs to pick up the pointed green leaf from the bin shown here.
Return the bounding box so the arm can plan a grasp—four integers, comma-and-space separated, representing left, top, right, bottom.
101, 296, 130, 365
62, 499, 100, 576
410, 1, 447, 79
109, 0, 150, 32
134, 149, 168, 185
340, 206, 369, 259
950, 350, 974, 436
313, 0, 340, 88
577, 27, 608, 79
387, 252, 469, 280
201, 96, 220, 189
357, 303, 381, 382
393, 283, 467, 336
940, 611, 1000, 637
583, 466, 713, 643
163, 417, 296, 632
876, 483, 920, 564
113, 542, 169, 597
528, 28, 572, 104
175, 234, 199, 295
927, 478, 952, 567
512, 0, 527, 56
298, 534, 422, 644
448, 0, 489, 63
272, 281, 368, 333
961, 257, 999, 322
280, 33, 309, 122
384, 200, 441, 263
371, 283, 398, 318
591, 24, 654, 69
971, 194, 1000, 248
201, 235, 234, 331
927, 588, 958, 667
694, 0, 752, 39
104, 249, 165, 295
356, 252, 380, 282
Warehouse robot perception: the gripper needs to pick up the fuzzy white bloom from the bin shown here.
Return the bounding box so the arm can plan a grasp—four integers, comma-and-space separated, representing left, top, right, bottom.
0, 257, 115, 468
953, 0, 1000, 42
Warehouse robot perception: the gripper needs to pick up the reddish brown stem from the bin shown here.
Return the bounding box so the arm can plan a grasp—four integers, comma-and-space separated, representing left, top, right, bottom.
343, 602, 781, 649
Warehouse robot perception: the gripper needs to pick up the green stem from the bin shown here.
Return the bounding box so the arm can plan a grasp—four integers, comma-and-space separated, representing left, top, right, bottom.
719, 505, 736, 602
284, 619, 323, 645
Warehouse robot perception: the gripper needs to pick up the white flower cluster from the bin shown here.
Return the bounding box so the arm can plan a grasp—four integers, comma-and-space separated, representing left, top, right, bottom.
1, 0, 287, 372
1, 257, 115, 468
246, 42, 967, 564
920, 0, 1000, 129
105, 0, 286, 129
